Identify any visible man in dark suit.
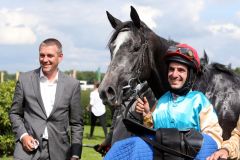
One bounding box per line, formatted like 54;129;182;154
9;38;84;160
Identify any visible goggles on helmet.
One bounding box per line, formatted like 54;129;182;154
167;46;195;60
165;44;201;72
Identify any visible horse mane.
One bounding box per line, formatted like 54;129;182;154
211;63;235;76
200;51;237;77
195;52;240;93
199;61;240;85
167;39;178;45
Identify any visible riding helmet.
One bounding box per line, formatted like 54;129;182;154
165;43;200;72
164;43;201;95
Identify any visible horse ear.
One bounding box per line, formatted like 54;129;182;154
200;50;209;69
228;63;232;69
106;11;123;29
203;50;209;64
130;6;141;28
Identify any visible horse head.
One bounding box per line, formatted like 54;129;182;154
99;6;178;106
99;6;155;106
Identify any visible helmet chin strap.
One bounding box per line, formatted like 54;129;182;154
170;68;196;96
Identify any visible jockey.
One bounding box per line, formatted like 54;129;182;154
135;43;223;148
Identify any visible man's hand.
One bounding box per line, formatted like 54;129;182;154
207;148;229;160
21;135;36;152
70;157;79;160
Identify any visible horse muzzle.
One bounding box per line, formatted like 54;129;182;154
99;85;123;107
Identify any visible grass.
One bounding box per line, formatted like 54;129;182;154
82;125;106;160
1;125;106;160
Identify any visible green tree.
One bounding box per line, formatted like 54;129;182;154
75;71;104;83
77;71;96;83
0;80;16;156
234;67;240;75
0;71;16;81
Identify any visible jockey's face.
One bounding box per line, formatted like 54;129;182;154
168;62;188;90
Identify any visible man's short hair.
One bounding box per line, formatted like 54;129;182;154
39;38;62;54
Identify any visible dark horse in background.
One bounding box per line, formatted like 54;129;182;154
99;6;240;140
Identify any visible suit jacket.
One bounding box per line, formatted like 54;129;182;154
9;68;84;160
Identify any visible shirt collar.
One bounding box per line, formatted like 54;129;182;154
171;93;179;100
40;68;59;83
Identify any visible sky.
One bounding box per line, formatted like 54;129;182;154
1;0;240;73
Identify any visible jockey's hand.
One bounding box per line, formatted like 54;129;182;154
135;97;150;117
70;157;79;160
206;148;229;160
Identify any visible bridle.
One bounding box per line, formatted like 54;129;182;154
121;26;149;98
108;23;150;108
122;80;149;122
120;27;150;121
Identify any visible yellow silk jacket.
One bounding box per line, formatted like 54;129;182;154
221;116;240;159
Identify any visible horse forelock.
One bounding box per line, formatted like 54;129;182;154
111;31;131;57
107;21;150;50
108;22;134;46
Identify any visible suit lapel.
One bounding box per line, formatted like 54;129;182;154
49;71;65;118
32;68;47;118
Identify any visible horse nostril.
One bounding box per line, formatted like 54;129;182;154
106;87;116;101
99;90;107;101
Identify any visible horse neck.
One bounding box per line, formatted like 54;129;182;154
147;71;168;99
146;34;172;99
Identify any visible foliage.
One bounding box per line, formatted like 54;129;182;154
76;71;105;84
81;90;91;124
0;134;15;156
64;70;104;84
0;71;16;81
2;70;105;84
81;90;113;126
77;71;98;84
0;80;16;156
234;67;240;75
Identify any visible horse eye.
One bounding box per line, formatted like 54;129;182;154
132;45;140;52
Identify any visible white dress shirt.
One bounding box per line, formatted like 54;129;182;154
20;69;58;141
40;69;58;139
